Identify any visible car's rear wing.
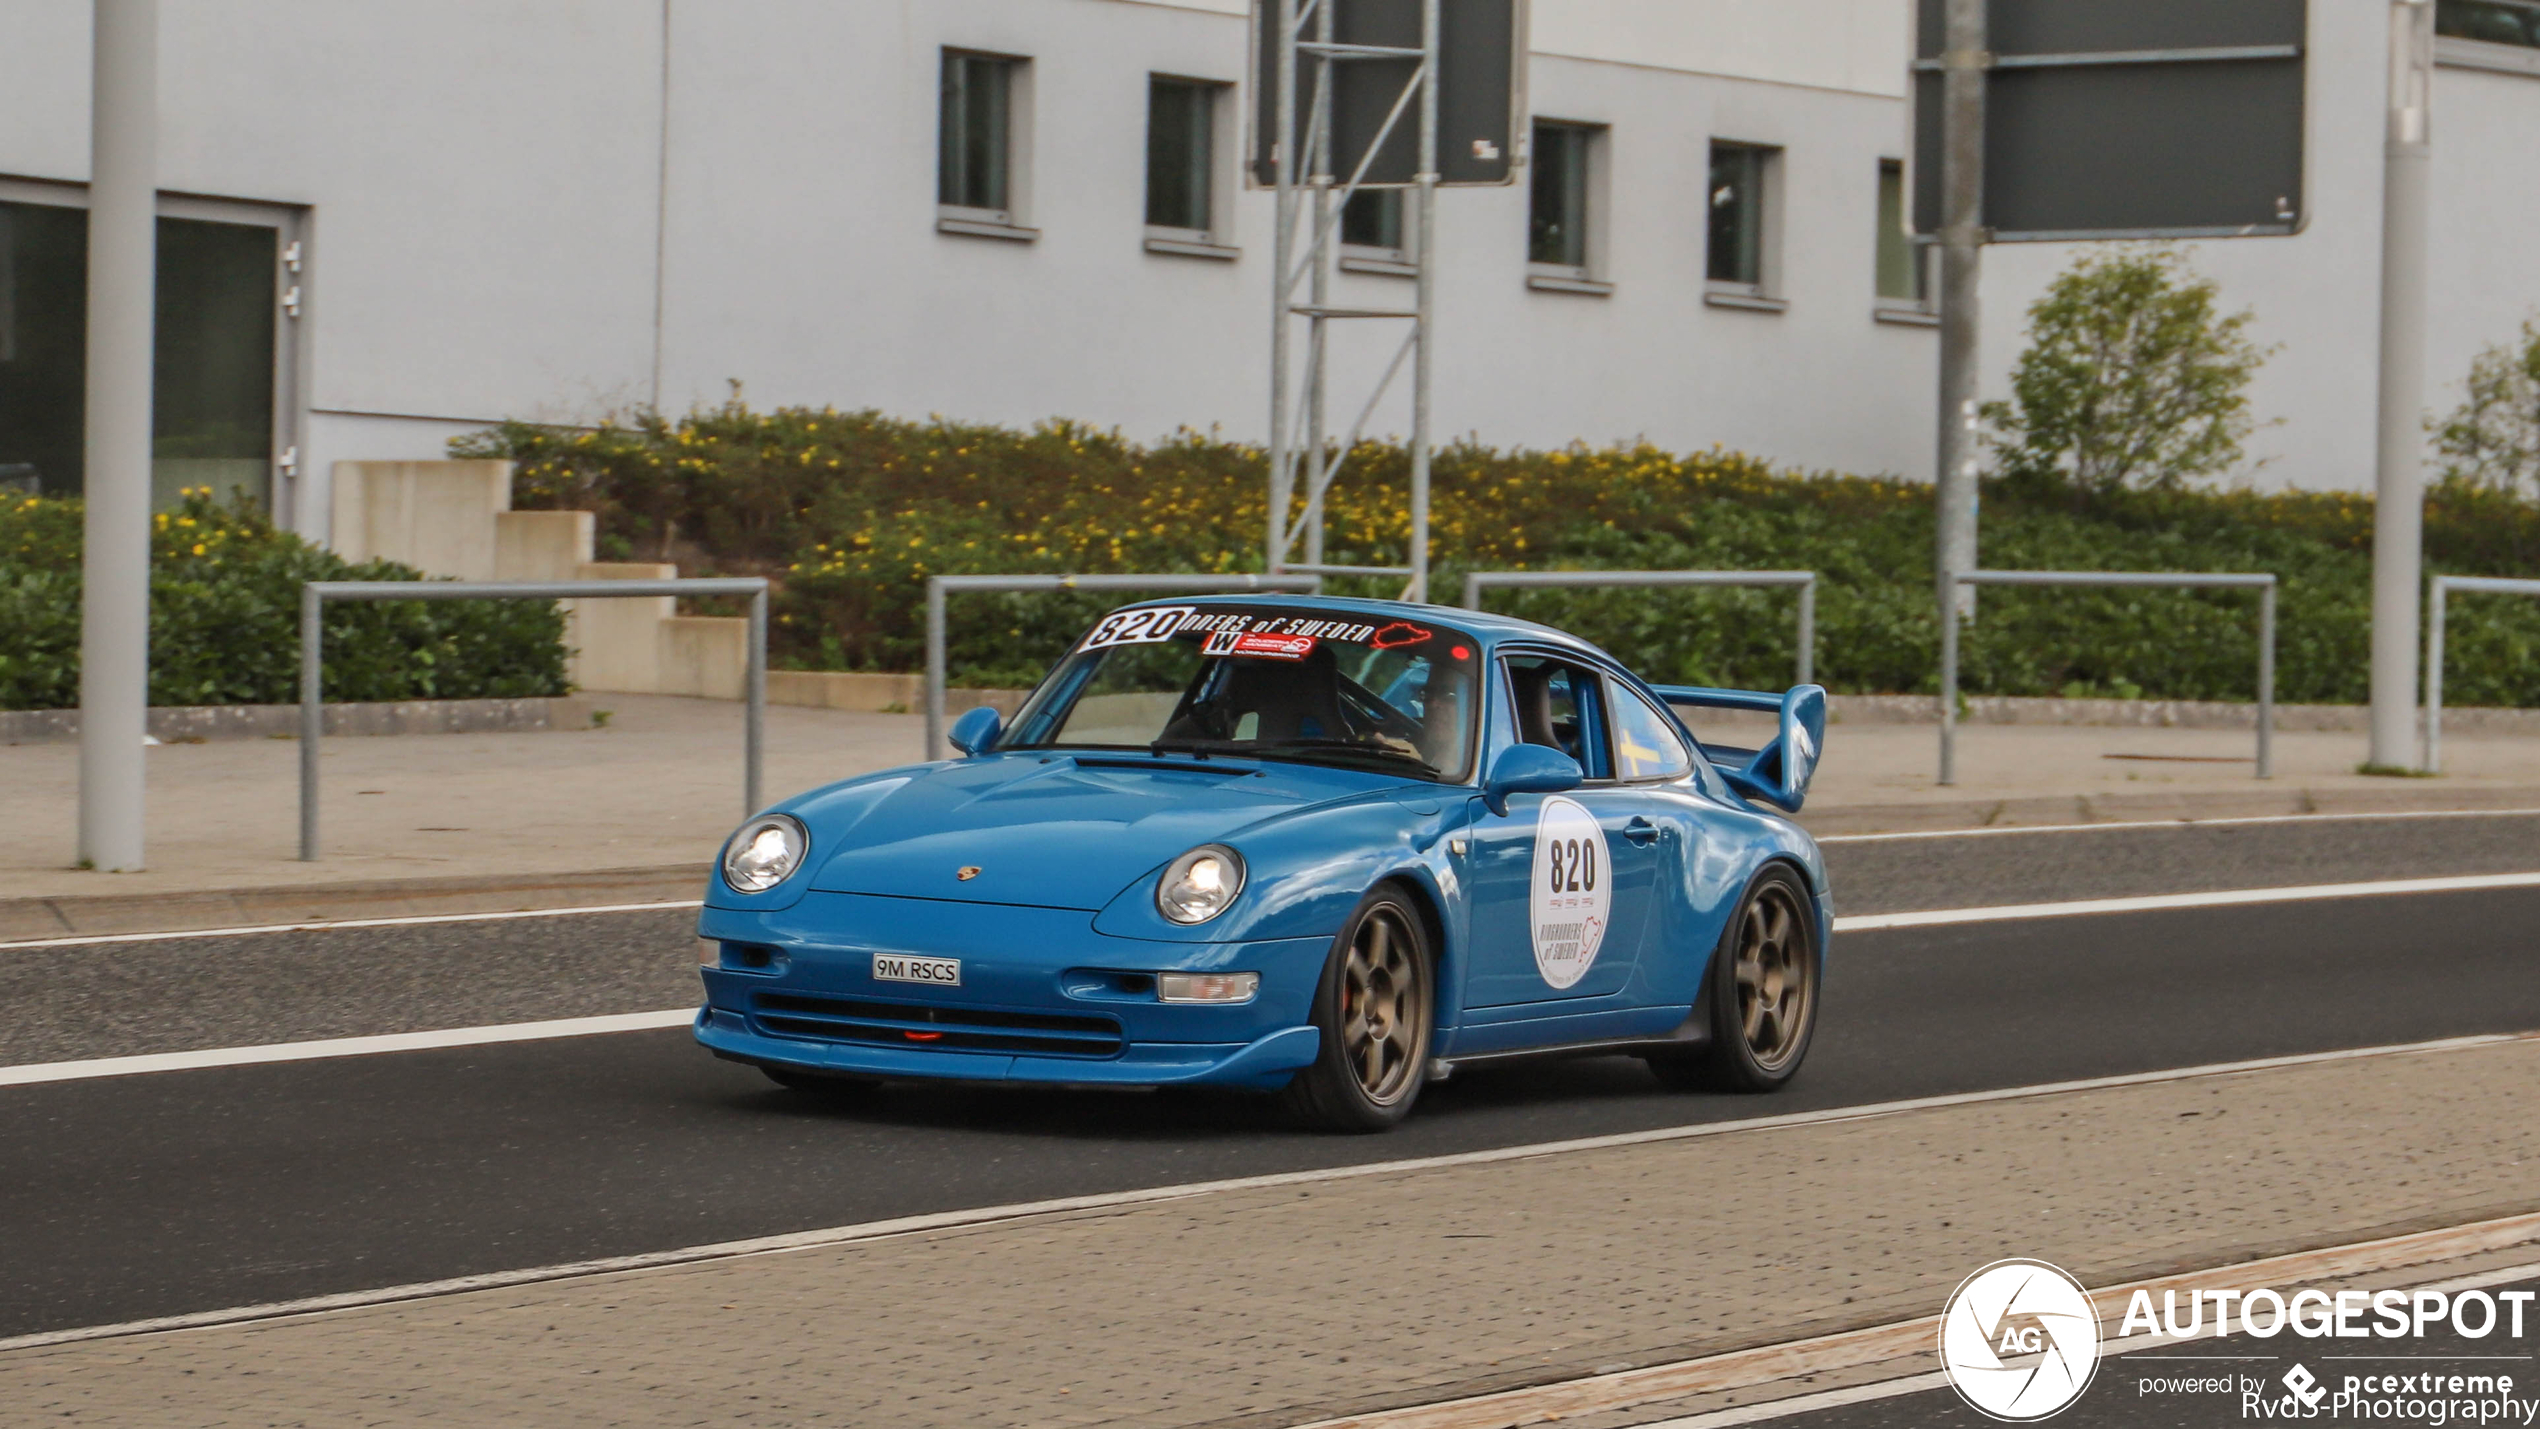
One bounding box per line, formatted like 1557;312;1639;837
1650;683;1827;814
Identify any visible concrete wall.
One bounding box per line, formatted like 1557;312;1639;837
320;459;745;698
4;1;2539;512
330;461;512;578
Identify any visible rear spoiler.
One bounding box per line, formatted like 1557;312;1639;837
1650;684;1827;814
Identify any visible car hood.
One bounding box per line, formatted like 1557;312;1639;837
805;753;1417;909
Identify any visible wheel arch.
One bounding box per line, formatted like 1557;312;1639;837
1692;853;1823;987
1369;869;1453;1031
1755;852;1832;950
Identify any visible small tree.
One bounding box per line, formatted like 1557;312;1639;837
1985;248;2268;497
2432;319;2540;501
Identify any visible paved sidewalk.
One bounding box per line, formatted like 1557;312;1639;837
4;1037;2535;1428
2;695;2534;927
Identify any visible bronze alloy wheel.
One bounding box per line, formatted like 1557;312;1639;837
1646;865;1821;1093
1730;878;1814;1073
1338;902;1425;1105
1284;887;1434;1131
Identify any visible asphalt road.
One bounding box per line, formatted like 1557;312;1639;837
1773;1276;2540;1428
10;811;2538;1069
1;814;2536;1341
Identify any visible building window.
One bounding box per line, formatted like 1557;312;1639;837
2438;0;2540;47
1146;77;1216;235
1707;143;1767;287
1529;121;1591;270
940;51;1032;238
1338;189;1417;275
1343;189;1402;251
1527;121;1609;294
0;197;287;509
1875;159;1931;311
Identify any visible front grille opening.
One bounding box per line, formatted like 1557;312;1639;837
751;992;1124;1059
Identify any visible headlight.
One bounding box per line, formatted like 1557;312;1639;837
1156;844;1245;925
722;814;808;893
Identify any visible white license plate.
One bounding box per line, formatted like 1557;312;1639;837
872;953;962;987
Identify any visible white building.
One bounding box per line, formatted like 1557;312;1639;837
3;0;2538;540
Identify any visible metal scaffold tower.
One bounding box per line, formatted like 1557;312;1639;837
1255;0;1522;604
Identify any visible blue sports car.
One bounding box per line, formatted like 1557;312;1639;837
695;594;1829;1130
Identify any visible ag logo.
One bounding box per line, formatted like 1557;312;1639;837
1939;1259;2101;1421
1528;796;1611;989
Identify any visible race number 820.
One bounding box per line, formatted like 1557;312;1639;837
1545;837;1598;895
1078;606;1196;652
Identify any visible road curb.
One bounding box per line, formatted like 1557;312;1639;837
1796;781;2540;835
0;863;704;944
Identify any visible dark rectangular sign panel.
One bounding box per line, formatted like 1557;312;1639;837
1249;0;1525;188
1912;0;2307;241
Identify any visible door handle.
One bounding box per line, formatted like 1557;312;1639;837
1622;816;1660;845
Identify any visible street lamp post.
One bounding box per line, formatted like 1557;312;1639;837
78;0;157;872
1934;0;1986;634
2370;0;2434;771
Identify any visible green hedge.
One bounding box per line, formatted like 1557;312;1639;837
456;404;2540;705
0;490;569;711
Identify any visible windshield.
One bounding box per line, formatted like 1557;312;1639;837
1001;606;1480;782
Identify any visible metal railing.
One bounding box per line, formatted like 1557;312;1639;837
923;573;1320;758
2422;574;2540;774
1461;569;1819;686
299;577;770;861
1940;569;2277;785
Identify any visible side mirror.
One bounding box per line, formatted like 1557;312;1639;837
1722;684;1827;813
1483;743;1584;816
948;705;1003;757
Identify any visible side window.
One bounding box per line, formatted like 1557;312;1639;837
1503;657;1611;779
1609;683;1694;782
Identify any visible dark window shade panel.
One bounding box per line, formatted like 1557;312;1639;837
0;202;275;507
1342;189;1403;249
1707;145;1764;286
1529;123;1588;268
939;53;1013;213
1146;79;1215;231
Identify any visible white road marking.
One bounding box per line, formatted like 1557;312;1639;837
1833;870;2540;932
1820;806;2540;843
0;1009;698;1089
0;898;702;952
0;1029;2528;1353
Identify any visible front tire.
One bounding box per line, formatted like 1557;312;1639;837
1646;864;1820;1093
1280;887;1434;1132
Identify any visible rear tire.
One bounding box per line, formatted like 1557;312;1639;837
1645;864;1820;1093
1279;887;1434;1132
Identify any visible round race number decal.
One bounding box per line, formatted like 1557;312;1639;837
1529;796;1612;989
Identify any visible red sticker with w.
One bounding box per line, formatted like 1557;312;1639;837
1204;630;1318;661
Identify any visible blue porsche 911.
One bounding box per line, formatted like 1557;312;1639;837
694;594;1829;1130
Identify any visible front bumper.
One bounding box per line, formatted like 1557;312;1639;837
695;1008;1321;1089
696;891;1329;1091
